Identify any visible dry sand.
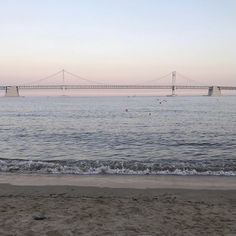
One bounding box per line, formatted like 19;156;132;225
0;174;236;236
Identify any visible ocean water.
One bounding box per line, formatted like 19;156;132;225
0;96;236;176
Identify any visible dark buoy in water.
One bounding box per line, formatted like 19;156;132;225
125;109;128;112
149;113;151;116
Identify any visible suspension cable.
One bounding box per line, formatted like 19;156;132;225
139;72;172;84
177;72;209;86
22;70;63;85
64;70;104;85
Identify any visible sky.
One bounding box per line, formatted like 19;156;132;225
0;0;236;86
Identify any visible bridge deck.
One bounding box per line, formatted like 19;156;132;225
0;85;235;90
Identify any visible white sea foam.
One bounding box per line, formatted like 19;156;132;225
0;159;236;176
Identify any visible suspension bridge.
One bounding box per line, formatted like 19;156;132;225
1;70;235;96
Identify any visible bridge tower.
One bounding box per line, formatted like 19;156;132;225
171;71;177;96
5;86;20;97
62;69;66;96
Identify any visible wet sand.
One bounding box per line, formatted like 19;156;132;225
0;174;236;236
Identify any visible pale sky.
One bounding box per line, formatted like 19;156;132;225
0;0;236;86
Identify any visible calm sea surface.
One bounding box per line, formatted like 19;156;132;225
0;96;236;175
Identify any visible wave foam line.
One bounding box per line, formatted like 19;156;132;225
0;158;236;176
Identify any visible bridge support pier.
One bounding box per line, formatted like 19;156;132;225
5;86;20;97
171;86;176;96
208;86;221;96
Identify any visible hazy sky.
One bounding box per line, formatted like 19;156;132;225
0;0;236;86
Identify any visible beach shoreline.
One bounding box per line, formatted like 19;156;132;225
0;174;236;235
0;173;236;190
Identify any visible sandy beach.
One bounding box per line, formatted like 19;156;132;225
0;174;236;236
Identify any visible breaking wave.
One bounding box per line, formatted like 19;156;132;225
0;158;236;176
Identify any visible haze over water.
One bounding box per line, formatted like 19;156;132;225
0;1;236;86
